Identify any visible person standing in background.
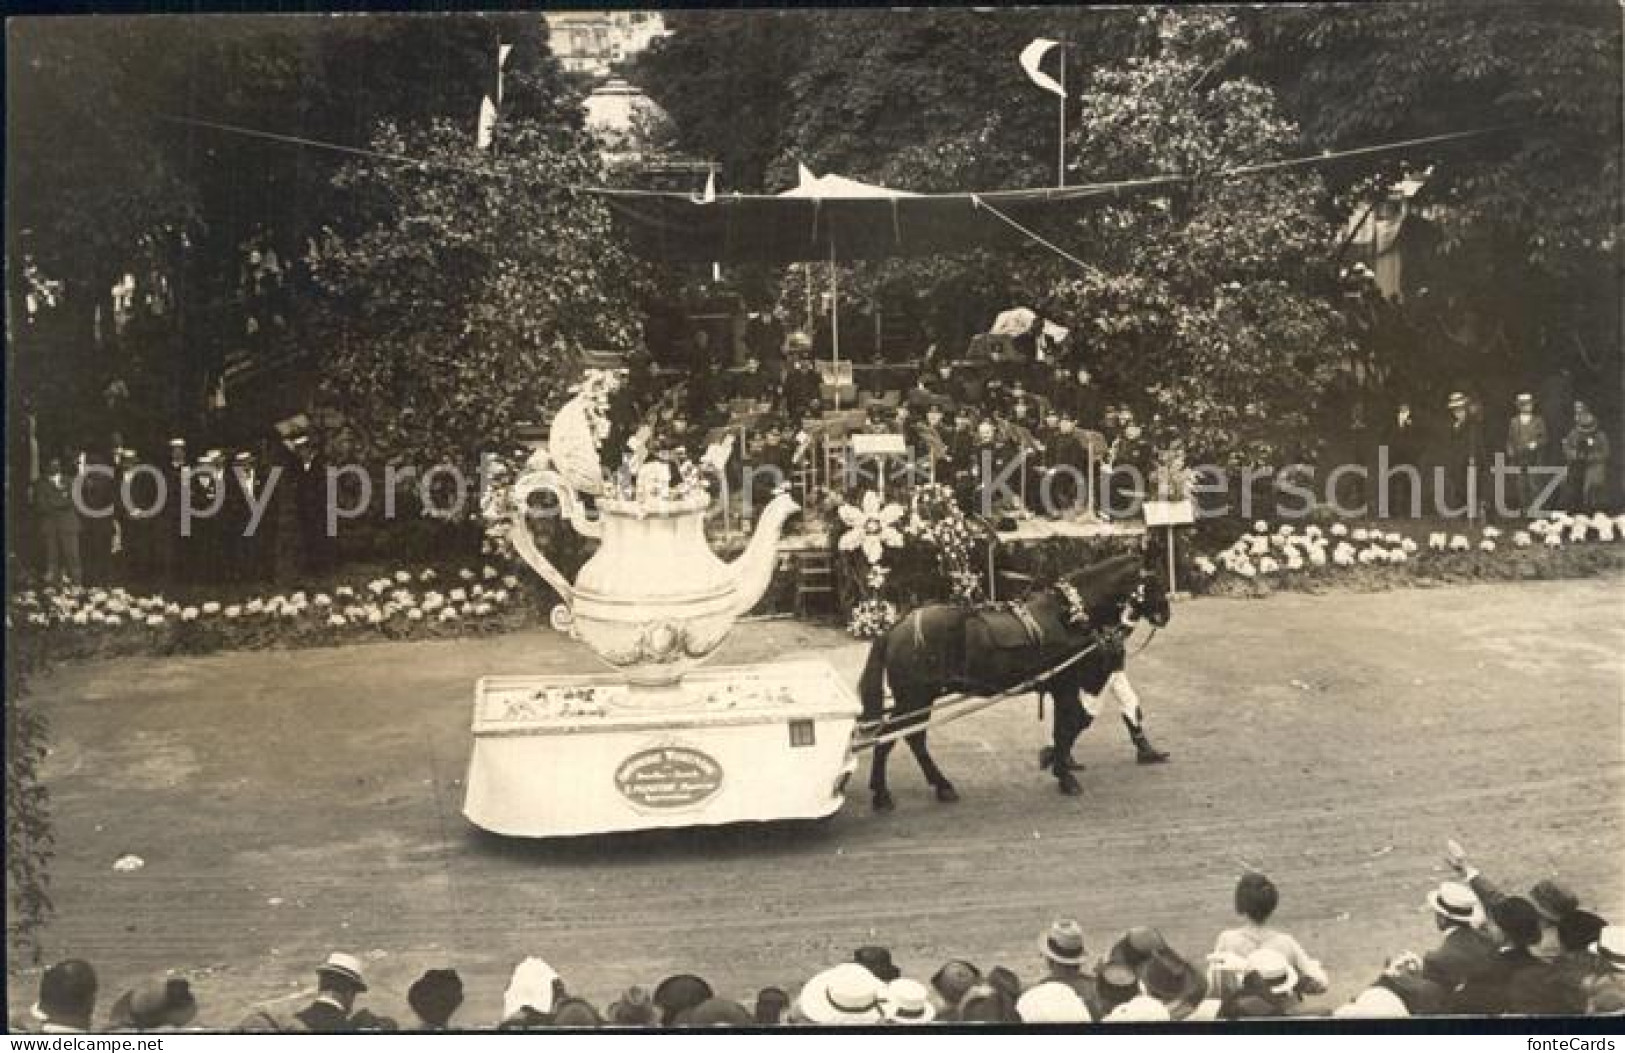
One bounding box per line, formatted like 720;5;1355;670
77;450;117;585
1503;393;1548;516
1562;401;1610;512
34;456;82;586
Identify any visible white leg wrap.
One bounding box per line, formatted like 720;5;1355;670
1108;671;1143;728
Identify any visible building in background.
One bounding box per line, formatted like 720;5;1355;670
545;10;667;79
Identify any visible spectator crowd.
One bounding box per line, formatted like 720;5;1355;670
16;844;1621;1031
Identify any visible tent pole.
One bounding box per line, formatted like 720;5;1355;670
829;236;841;411
1058;44;1067;188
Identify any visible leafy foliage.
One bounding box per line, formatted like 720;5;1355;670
305;118;647;470
5;633;55;965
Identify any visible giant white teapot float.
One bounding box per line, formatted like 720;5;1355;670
504;390;799;690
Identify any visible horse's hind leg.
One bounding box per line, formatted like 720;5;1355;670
904;728;958;803
869;740;896;811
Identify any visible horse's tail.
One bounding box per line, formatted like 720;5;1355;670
857;631;890;722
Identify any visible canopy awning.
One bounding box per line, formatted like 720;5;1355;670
589;170;1139;264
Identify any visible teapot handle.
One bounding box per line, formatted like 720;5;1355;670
508;468;600;619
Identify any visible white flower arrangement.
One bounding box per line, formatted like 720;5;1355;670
1479;539;1496;553
1448;535;1470;552
1248;536;1270;557
145;614;164;628
224;605;242;619
407;608;425;622
1253;520;1270;534
837;491;907;564
1545;532;1564;548
1330;522;1349;537
439;607;459;622
1513;531;1532;548
181;606;199;621
313;594;331;607
1400;538;1418;554
1308;547;1328;567
1481;526;1502;540
394;571;411;584
449;588;467;603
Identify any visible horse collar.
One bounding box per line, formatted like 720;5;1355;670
1056;580;1091;629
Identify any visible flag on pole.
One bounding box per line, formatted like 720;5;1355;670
497;43;512;105
1019;38;1066;97
701;170;717;203
476;95;497;150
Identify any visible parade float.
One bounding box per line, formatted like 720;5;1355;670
463;371;862;837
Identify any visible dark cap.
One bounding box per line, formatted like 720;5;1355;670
853;945;901;982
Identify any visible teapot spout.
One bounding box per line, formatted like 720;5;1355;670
724;491;800;617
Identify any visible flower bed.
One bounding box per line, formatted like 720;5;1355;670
1192;512;1625;598
7;564;542;662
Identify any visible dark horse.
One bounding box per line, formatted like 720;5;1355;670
855;552;1172;810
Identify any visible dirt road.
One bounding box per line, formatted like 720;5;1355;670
13;576;1623;1025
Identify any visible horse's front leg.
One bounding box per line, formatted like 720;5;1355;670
1045;679;1090;796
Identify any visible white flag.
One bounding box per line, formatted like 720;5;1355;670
701;170;717;203
1019;38;1066;98
476;95;497;150
498;43;513;69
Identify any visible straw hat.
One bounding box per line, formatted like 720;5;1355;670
881;979;936;1025
1244;948;1297;997
315;953;367;993
1426;881;1484;927
1104;994;1170;1022
1015;981;1091;1024
1038;919;1089;967
796;963;885;1025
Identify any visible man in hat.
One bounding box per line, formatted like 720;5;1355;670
1420;880;1498;997
1034;919;1096;1002
28;958;98;1033
108;976;198;1031
753;987;790;1025
1445;839;1580;961
1561;399;1611;512
1140;948;1210;1020
1438;391;1484;518
1504;392;1549;515
288;434;333;577
1454;897;1550;1015
406;969;463;1031
652;974;713;1026
160;438;190;586
227;449;281;585
288;953;389;1032
189;450;227;586
882;978;938;1025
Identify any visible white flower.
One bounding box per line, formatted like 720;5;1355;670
1308;547;1328;567
245;598;264;614
201;601;221;615
459;568;476;581
165;603;181;616
1479;539;1496;553
502;575;519;589
335;585;354;599
1400;538;1418;554
1545;532;1563;548
1258;556;1279;575
1357;548;1377;565
1482;526;1502;539
367;580;388;596
1529;519;1550;536
1352;528;1369;542
1384;532;1403;546
420;569;437;582
439;607;459;622
105;615;123;627
327;614;347;627
1305;525;1323;539
145;614;164;627
71;611;90;625
367;609;384;625
224;605;242;619
1597;520;1617;542
1567;523;1588;543
181;606;199;621
1330;522;1349;537
1513;531;1533;548
395;570;412;584
491;589;510;604
1448;535;1470;552
1248;536;1270;557
483;566;499;580
1388;548;1408;564
1253;520;1269;534
837;491;906;564
1233;560;1257;578
1194;556;1217;576
473;602;493;616
1285;553;1304;571
449;588;467;603
314;593;332;607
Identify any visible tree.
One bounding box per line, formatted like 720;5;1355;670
305;116;647;473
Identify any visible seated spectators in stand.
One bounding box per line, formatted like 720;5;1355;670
240;952;393;1033
1446;839;1580;961
1211;872;1329;1000
606;986;659;1026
